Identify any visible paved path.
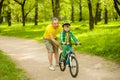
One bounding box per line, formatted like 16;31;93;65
0;36;120;80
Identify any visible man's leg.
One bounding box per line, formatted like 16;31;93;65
48;52;55;70
53;42;59;66
54;53;59;65
48;53;53;66
43;39;55;70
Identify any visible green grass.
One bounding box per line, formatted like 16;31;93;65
75;21;120;63
0;51;29;80
0;22;47;41
0;21;120;63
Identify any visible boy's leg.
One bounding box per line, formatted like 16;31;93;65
65;46;71;63
62;45;67;58
67;46;71;51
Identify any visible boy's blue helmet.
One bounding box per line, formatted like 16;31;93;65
62;21;70;27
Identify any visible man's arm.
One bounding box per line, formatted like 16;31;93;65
50;34;62;50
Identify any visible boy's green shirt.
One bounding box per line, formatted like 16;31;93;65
60;30;78;43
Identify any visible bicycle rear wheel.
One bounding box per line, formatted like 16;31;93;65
69;55;79;77
59;53;66;71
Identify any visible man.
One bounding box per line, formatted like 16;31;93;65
43;18;62;71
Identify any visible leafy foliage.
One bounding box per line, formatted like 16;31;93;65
1;0;119;23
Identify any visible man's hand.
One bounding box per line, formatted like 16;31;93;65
58;45;62;50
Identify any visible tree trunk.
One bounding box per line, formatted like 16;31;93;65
95;2;100;25
87;0;94;30
51;0;55;17
55;0;60;18
51;0;60;18
113;12;118;20
79;0;82;21
7;0;11;26
35;0;38;25
71;0;74;22
0;0;4;23
98;9;102;21
0;11;3;24
16;14;20;22
14;0;26;26
22;6;25;26
7;11;11;26
113;0;120;16
104;8;108;24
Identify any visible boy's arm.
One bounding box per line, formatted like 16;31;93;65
60;30;67;45
70;31;78;43
60;30;64;43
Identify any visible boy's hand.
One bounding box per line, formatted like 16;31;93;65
75;42;81;46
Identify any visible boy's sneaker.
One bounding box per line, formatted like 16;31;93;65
49;65;55;71
61;57;66;62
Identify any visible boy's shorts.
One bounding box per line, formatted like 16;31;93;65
43;38;58;53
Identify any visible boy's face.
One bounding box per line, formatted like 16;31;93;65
63;25;70;32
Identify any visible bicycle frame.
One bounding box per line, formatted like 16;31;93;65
59;43;79;77
65;46;75;65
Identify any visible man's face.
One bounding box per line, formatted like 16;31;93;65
63;25;70;32
52;20;59;29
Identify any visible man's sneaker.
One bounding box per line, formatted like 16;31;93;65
49;65;55;71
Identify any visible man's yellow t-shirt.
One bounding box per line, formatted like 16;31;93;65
43;24;62;39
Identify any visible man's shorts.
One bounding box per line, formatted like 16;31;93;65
43;38;58;53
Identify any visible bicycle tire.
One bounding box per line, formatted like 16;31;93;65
69;55;79;77
59;53;66;71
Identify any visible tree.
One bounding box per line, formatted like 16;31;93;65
104;7;108;24
51;0;60;18
0;0;4;23
87;0;94;30
7;0;11;26
75;0;82;21
34;0;38;25
113;0;120;16
102;1;108;24
14;0;26;26
71;0;75;22
78;0;82;21
95;2;100;25
98;9;102;21
14;0;35;26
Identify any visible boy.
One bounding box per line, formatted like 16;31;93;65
60;21;79;60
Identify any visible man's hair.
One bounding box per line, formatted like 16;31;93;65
52;17;59;22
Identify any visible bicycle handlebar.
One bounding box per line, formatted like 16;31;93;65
61;43;81;45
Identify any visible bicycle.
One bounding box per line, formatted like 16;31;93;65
59;43;80;78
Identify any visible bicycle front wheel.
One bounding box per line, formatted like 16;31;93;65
69;55;79;77
59;53;66;71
